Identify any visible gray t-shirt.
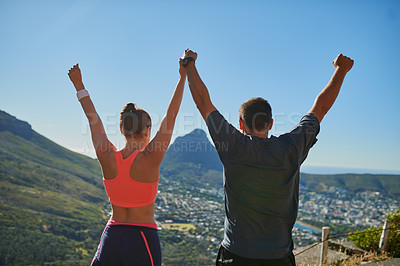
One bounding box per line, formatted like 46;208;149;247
206;111;320;259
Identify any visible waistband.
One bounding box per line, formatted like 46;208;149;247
107;219;158;230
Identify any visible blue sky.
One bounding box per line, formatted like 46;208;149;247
1;0;399;173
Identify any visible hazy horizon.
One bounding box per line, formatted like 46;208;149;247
3;107;399;176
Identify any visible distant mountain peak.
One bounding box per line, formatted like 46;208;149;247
189;128;207;137
174;128;208;142
163;128;223;172
0;110;33;140
170;129;213;151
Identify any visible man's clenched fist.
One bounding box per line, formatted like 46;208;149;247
333;54;354;73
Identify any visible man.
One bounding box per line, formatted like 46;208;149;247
181;49;354;265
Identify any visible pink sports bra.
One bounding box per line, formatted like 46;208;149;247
103;150;159;208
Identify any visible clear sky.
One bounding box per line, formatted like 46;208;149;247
1;0;399;173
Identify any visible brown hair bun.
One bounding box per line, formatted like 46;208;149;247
122;102;136;113
120;103;151;137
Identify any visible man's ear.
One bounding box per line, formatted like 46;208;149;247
239;118;244;131
268;119;274;130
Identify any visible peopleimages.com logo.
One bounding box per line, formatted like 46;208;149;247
80;111;304;136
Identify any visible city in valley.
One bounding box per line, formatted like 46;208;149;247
152;176;399;256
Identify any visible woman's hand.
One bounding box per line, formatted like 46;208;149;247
179;58;186;78
68;64;85;91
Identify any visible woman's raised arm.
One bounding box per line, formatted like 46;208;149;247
143;58;186;164
68;64;115;161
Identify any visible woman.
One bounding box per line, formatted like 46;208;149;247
68;57;186;266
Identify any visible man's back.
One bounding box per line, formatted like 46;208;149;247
181;48;353;263
206;111;320;259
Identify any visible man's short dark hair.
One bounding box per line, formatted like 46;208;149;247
239;97;272;131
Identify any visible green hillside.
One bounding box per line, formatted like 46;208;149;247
0;111;218;265
0;111;108;265
300;173;400;199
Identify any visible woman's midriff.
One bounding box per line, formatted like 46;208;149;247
110;203;156;224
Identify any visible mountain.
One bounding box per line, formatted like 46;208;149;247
0;111;33;139
161;129;223;189
0;110;108;265
163;128;222;172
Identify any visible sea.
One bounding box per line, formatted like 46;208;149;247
294;223;320;234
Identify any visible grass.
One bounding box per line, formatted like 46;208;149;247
333;251;391;265
296;252;392;266
162;223;196;232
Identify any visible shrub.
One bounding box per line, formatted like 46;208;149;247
349;226;382;251
386;210;400;257
349;210;400;257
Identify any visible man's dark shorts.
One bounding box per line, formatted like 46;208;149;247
216;246;296;266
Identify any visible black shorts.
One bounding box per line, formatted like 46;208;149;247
91;223;161;266
216;246;296;266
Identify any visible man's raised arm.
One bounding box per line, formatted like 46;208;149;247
309;54;354;122
182;49;217;121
